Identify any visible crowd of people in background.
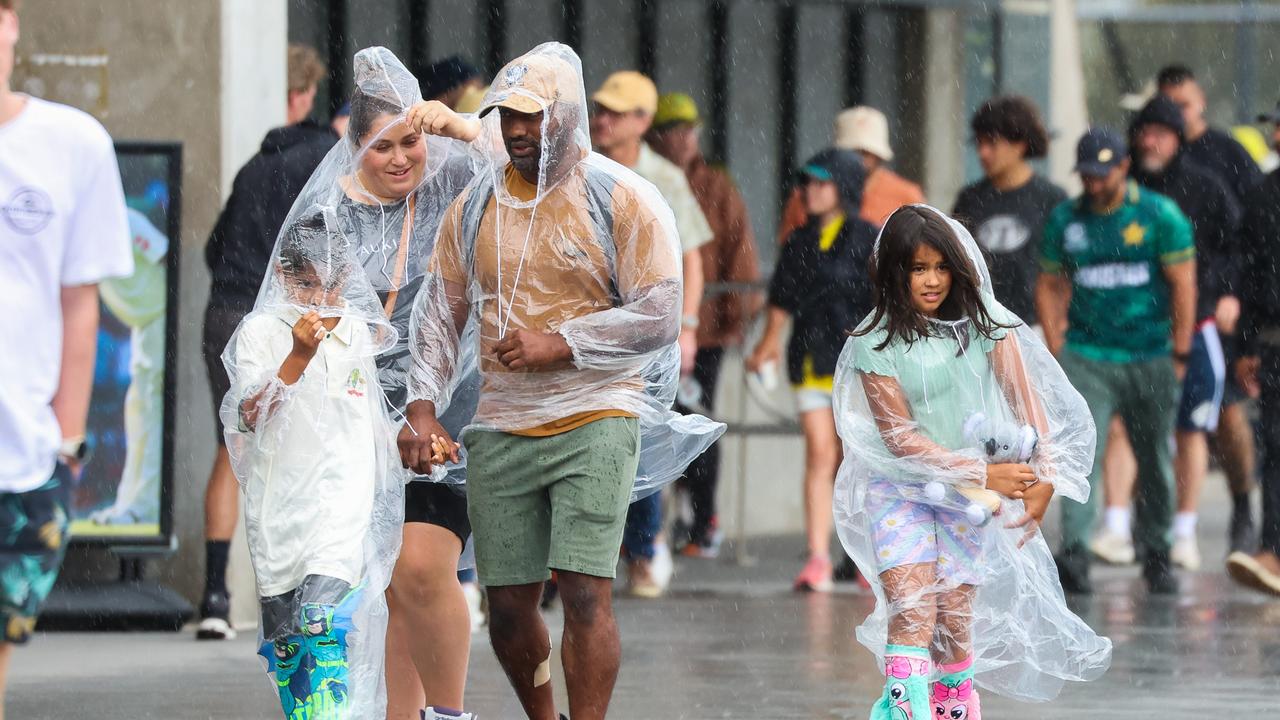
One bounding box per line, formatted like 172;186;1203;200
8;0;1280;712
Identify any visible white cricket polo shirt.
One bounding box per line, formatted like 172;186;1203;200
229;308;379;597
0;95;133;493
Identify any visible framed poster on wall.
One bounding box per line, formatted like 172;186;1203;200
69;142;181;547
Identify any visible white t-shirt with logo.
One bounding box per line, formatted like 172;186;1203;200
0;96;133;493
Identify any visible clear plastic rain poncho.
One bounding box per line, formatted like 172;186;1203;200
219;206;402;720
832;205;1111;707
407;42;724;498
219;46;481;720
287;45;481;480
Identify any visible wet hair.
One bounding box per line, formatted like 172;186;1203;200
277;211;350;283
1157;65;1195;90
0;0;19;11
287;44;326;94
853;206;1013;352
970;95;1050;159
347;91;402;147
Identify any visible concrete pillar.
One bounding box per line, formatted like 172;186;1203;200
1048;0;1088;195
921;7;967;208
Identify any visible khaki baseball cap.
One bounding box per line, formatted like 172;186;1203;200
479;52;581;117
834;106;894;162
592;71;658;115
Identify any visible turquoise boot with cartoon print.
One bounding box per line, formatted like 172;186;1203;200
300;602;350;719
869;645;932;720
932;656;981;720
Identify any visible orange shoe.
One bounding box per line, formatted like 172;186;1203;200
793;554;834;593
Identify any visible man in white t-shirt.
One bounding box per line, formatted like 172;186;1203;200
589;70;714;598
0;0;133;709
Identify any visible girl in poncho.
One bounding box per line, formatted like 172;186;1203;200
834;205;1111;719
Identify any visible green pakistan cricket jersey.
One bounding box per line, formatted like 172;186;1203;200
1041;181;1194;363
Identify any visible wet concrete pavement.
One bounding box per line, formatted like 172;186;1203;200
12;475;1279;718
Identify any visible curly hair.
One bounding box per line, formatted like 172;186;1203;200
970;95;1050;159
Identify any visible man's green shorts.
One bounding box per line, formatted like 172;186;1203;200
464;417;640;586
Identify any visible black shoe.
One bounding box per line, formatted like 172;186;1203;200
1229;505;1258;555
195;590;236;640
1055;547;1092;595
833;554;860;583
1143;550;1179;595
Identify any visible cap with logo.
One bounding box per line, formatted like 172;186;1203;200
653;92;701;129
479;52;581;118
1074;127;1127;177
591;71;659;115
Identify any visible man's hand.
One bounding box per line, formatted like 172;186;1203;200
1215;295;1241;335
679;328;697;375
1006;480;1055;548
494;329;573;370
406;100;482;142
1237;355;1262;399
398;400;458;476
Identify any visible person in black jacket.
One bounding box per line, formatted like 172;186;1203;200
1100;94;1246;573
747;148;877;592
196;44;337;641
1231;101;1280;596
1158;65;1264;205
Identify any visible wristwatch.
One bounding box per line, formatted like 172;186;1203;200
58;435;88;464
681;314;700;330
1173;351;1192;363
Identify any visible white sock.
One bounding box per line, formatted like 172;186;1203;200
1104;506;1131;537
1173;512;1198;539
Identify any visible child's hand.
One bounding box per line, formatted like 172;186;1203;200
406;101;482;142
429;434;461;466
1006;480;1054;548
985;463;1036;499
290;310;328;360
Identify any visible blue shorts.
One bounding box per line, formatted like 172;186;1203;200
0;465;71;644
1177;321;1226;433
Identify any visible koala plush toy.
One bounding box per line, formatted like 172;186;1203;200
924;412;1039;526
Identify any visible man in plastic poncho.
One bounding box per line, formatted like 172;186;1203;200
404;44;683;720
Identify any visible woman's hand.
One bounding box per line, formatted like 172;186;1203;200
746;339;780;374
985;463;1036;499
406;100;482;142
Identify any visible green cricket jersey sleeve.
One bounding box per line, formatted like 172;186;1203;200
1153;195;1196;266
1039;200;1074;274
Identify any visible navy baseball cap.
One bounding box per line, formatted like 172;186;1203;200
1074;127;1127;177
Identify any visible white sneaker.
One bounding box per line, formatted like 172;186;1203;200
650;542;674;593
1171;535;1202;571
195;616;236;641
461;582;485;634
1089;529;1136;565
422;708;477;720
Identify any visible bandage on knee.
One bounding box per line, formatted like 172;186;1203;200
533;654;552;687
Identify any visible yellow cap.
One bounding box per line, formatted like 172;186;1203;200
455;84;488;114
591;71;658;115
653;93;700;128
480;53;581;117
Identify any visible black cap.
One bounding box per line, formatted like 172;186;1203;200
1075;127;1128;177
1258;101;1280;124
422;56;481;100
1133;94;1185;138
